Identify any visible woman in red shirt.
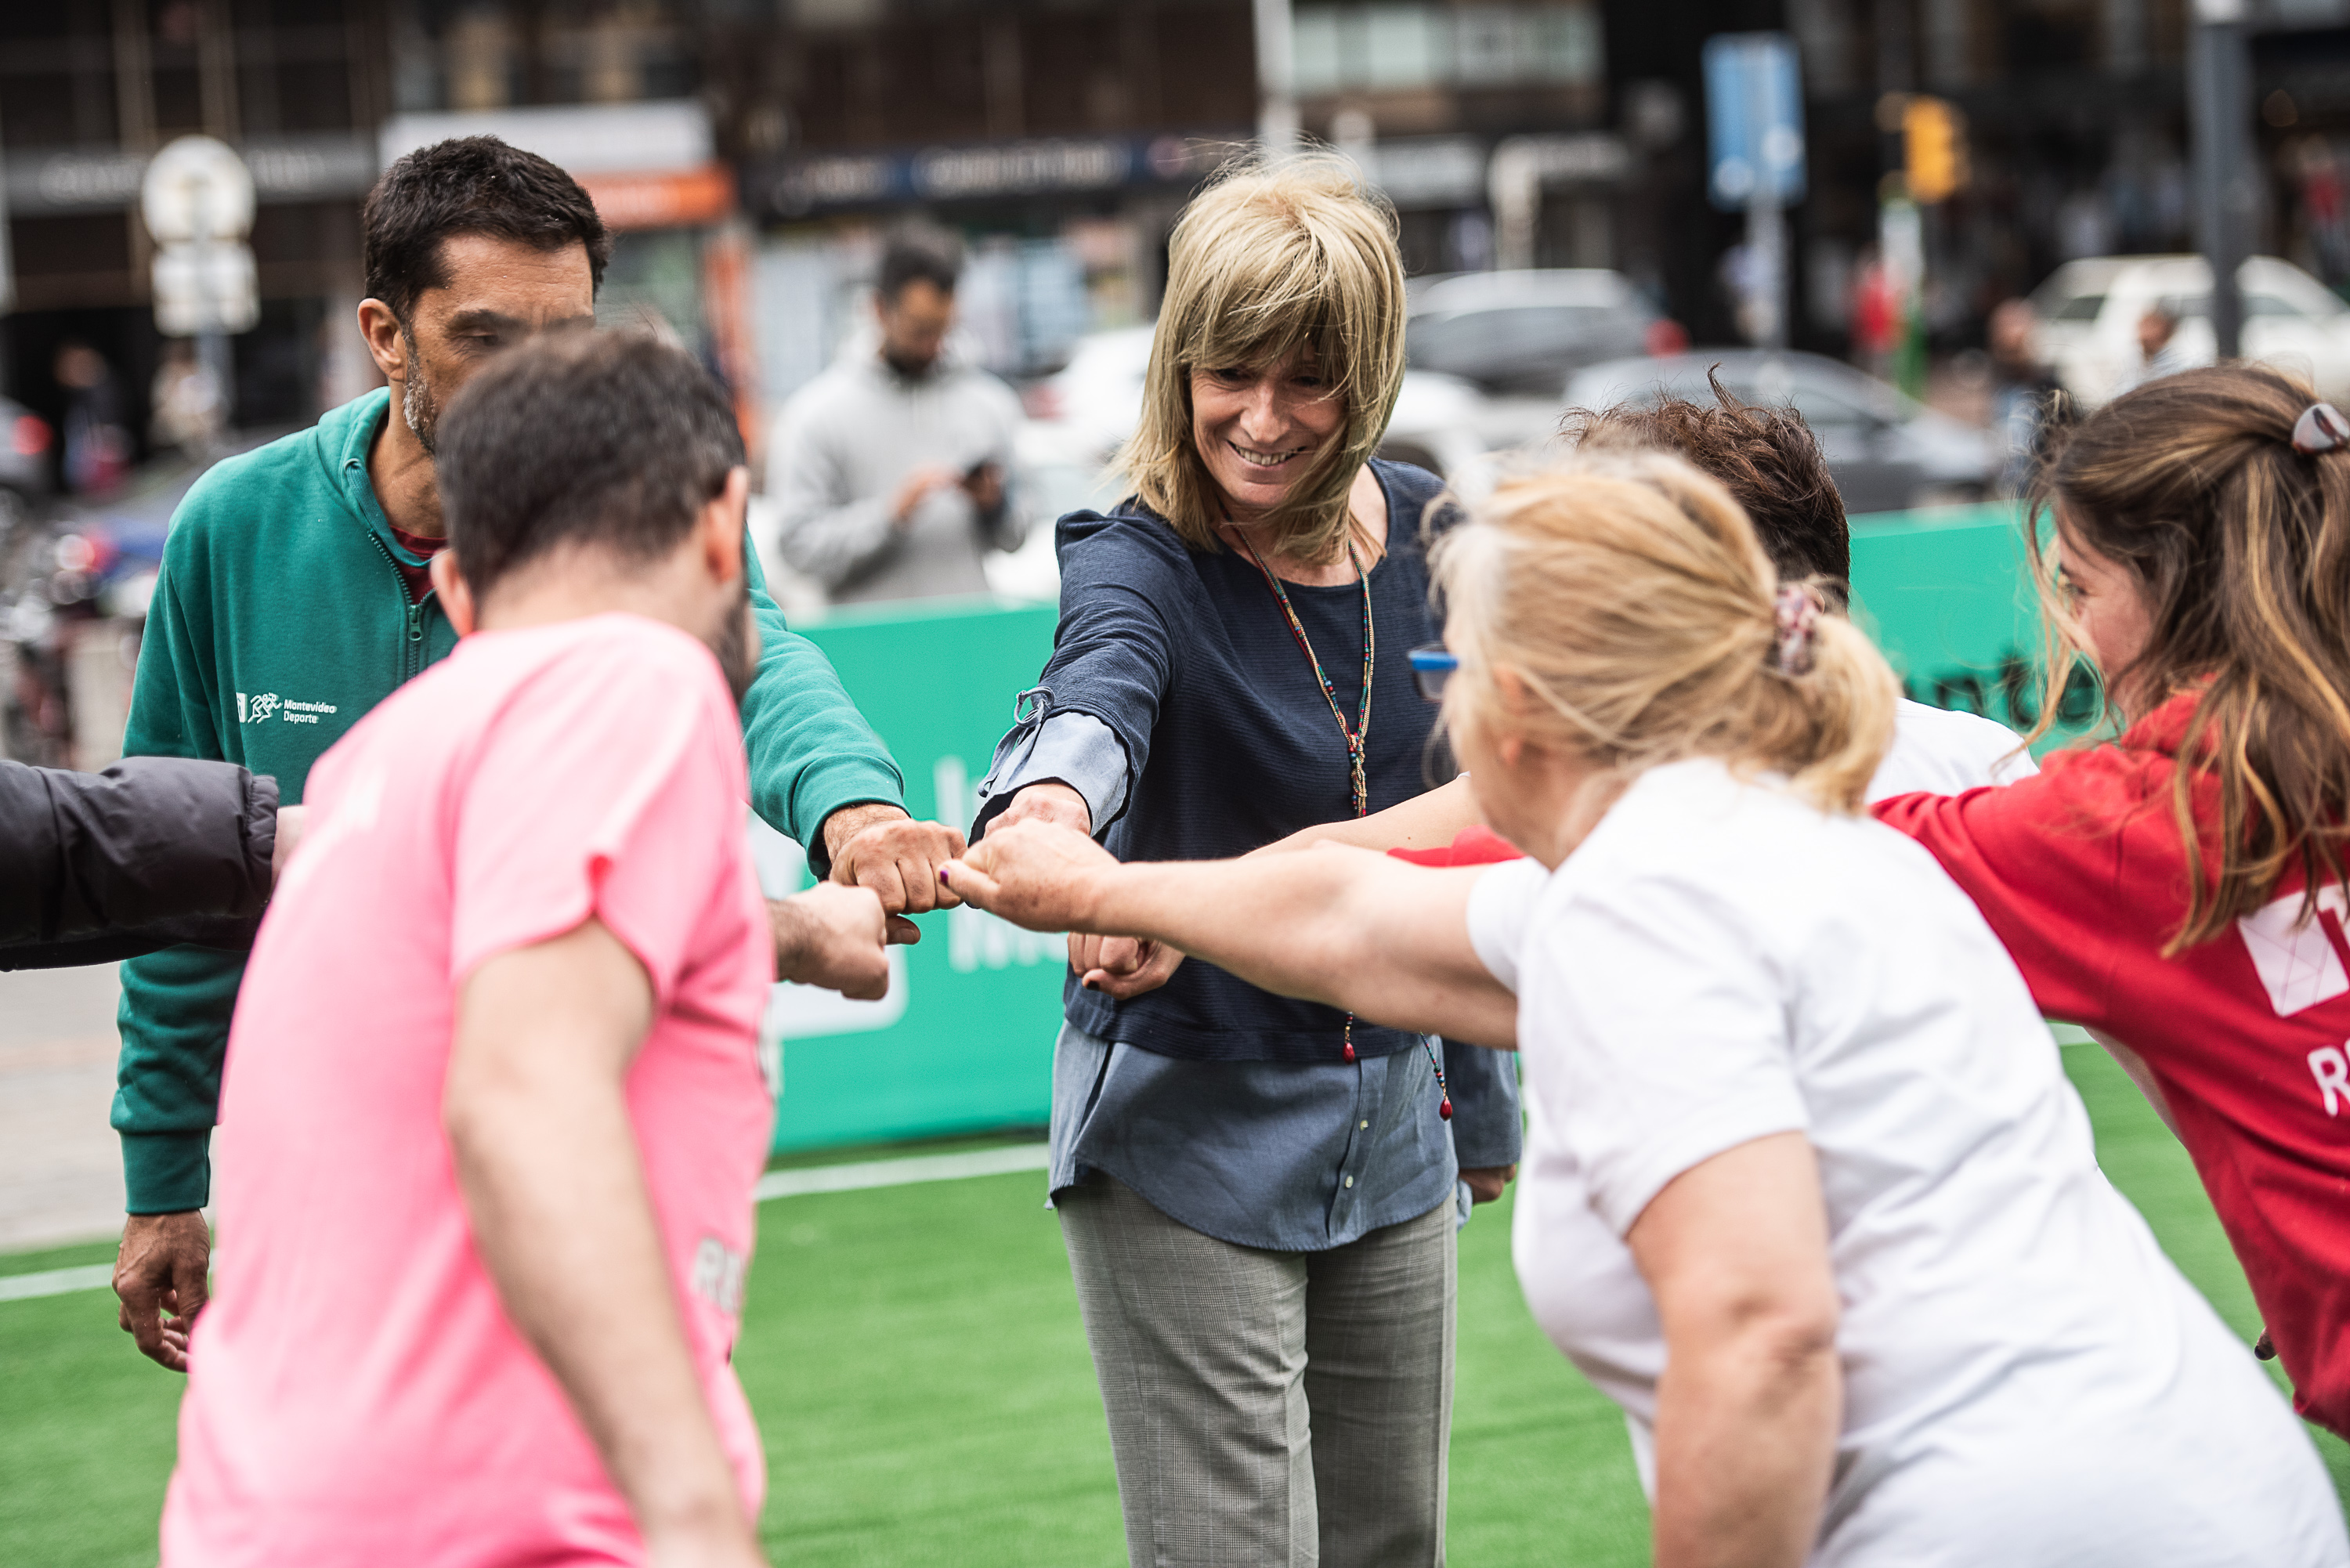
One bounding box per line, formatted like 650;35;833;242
1875;365;2350;1436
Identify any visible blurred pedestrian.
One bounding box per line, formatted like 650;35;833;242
108;136;958;1374
970;157;1519;1568
54;340;130;497
2126;303;2191;389
160;330;896;1568
149;341;226;461
767;237;1025;605
1987;299;2066;497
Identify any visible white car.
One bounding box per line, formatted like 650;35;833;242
2030;255;2350;406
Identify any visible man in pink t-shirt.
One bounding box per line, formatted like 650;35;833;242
163;331;890;1568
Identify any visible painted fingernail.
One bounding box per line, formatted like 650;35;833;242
938;867;949;883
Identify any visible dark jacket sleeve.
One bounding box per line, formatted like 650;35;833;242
0;756;276;968
968;509;1182;840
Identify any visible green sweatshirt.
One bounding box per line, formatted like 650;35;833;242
113;388;906;1212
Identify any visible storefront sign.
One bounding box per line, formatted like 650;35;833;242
754;131;1248;219
576;163;736;230
5;133;376;216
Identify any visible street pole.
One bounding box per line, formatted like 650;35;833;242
2189;0;2252;360
1253;0;1299;157
1748;193;1788;352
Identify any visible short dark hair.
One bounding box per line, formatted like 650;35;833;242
1564;370;1851;598
436;330;744;598
877;237;960;302
362;136;611;323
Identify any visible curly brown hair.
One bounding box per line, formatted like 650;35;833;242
1562;371;1850;605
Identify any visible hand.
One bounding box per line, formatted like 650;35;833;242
772;883;895;1000
940;818;1119;933
960;462;1004;514
1071;933;1184;999
114;1209;212;1371
822;803;965;915
986;780;1092;839
889;464;960;527
1461;1164;1517;1205
270;804;306;885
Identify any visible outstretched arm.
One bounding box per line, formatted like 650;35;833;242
1256;775;1485;856
943;820;1516;1047
1071;775;1493;1000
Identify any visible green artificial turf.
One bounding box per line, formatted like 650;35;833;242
2;1042;2342;1567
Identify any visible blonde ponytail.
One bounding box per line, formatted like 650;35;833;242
1433;453;1897;811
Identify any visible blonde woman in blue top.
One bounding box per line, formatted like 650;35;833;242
971;158;1520;1567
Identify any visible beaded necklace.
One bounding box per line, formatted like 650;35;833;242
1232;525;1452;1120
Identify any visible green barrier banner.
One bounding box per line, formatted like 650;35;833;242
758;596;1063;1153
762;503;2079;1153
1850;502;2096;735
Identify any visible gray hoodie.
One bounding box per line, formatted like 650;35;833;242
767;350;1025;605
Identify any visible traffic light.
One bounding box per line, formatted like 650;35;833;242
1904;95;1969;204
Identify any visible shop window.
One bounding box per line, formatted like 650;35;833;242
1293;2;1604;97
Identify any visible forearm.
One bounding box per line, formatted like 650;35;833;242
1650;1330;1840;1568
450;1073;745;1545
739;554;905;865
1085;852;1514;1045
114;946;247;1212
0;760;276;945
1254;775;1483;858
775;495;898;589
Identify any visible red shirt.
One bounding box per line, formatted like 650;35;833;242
1876;692;2350;1436
385;522;442;604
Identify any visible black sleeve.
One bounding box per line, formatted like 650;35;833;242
0;756;277;961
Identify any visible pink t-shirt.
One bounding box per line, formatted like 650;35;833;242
163;613;776;1567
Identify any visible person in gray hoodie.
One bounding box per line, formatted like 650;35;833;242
768;238;1025;605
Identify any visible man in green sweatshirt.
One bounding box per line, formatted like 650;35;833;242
110;136;964;1367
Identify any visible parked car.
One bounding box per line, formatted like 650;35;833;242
2029;255;2350;406
1405;269;1658;395
1564;351;1994;516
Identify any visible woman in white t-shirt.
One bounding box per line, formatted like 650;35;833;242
944;453;2347;1567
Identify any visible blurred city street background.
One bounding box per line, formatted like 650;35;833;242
9;5;2350;1561
7;0;2350;1274
5;0;2350;1240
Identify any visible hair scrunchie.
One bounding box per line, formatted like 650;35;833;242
2291;403;2350;457
1770;583;1824;677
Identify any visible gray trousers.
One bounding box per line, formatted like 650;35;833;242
1058;1175;1456;1568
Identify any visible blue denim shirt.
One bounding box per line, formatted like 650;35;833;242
981;463;1521;1251
1047;1021;1522;1251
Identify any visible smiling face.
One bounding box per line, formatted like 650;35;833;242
2056;519;2159;717
1188;351;1347;524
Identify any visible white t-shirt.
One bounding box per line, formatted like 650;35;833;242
1469;760;2345;1567
1868;699;2037;800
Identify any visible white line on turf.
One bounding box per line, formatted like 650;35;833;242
751;1142;1050;1201
0;1263;114;1303
0;1144;1054;1306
